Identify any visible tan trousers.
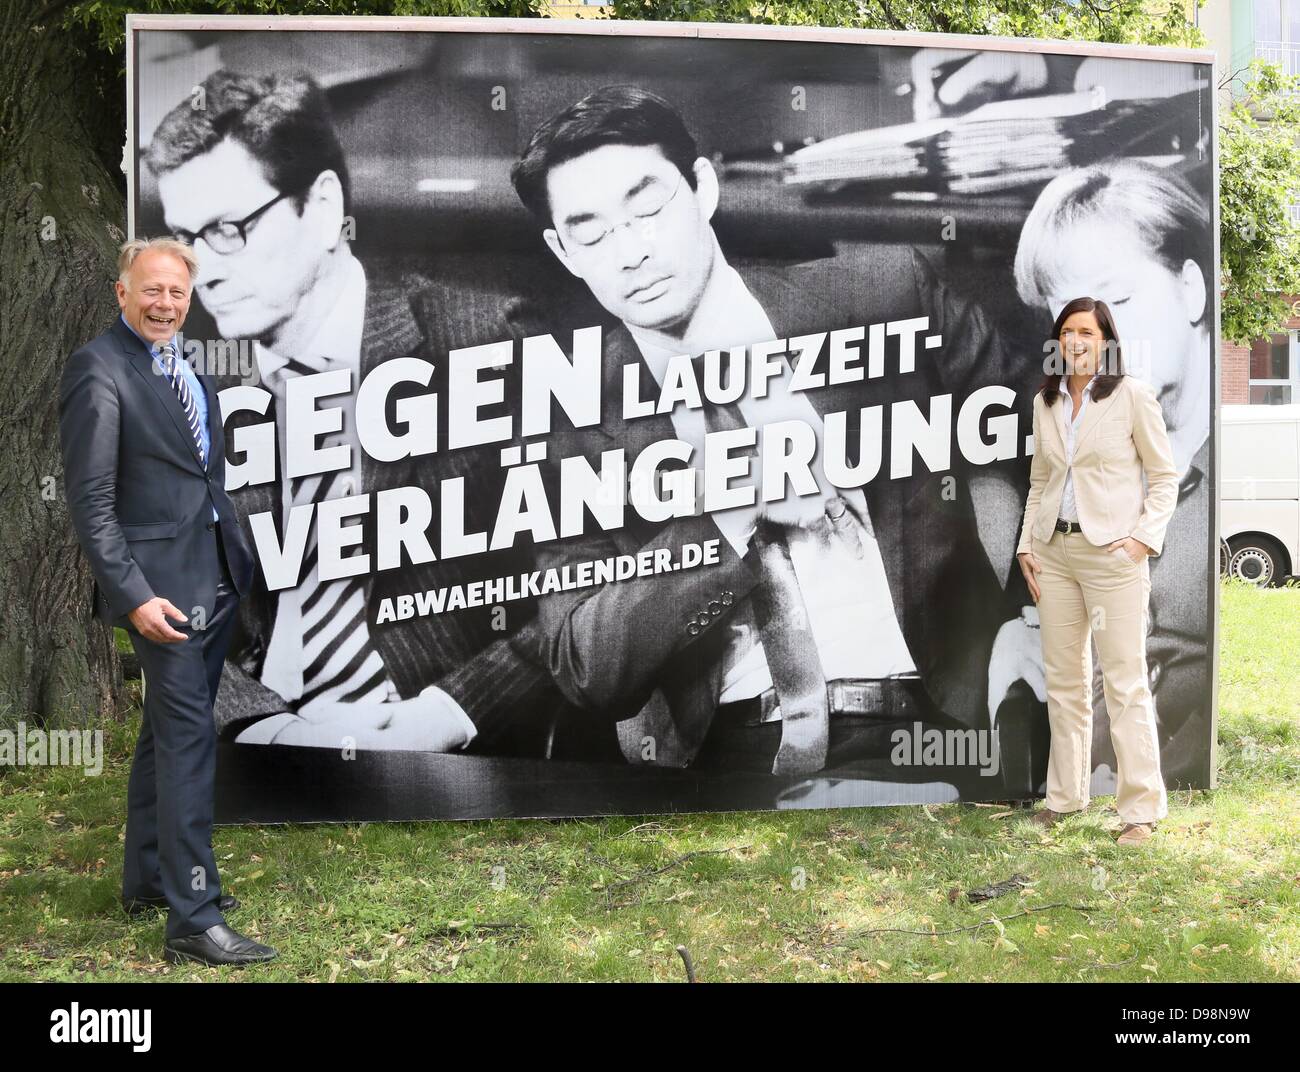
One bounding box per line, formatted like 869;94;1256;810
1032;530;1167;824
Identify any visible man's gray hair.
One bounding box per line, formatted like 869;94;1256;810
117;237;199;288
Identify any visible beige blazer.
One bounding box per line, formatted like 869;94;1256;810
1017;375;1179;557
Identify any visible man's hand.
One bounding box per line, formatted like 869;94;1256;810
128;597;188;643
281;692;474;751
755;489;838;531
355;693;473;752
987;610;1047;727
1016;551;1043;603
1071;57;1197;103
909;49;1048;122
731;433;850;537
707;469;837;556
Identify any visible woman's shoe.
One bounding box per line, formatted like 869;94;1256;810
1115;822;1156;846
1028;808;1064;829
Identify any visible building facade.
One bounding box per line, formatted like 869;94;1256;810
1203;0;1300;403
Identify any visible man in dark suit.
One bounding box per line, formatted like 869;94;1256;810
508;86;1036;788
144;69;561;753
59;237;276;966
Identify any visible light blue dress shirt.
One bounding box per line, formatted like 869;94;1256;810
1057;373;1098;523
120;315;217;519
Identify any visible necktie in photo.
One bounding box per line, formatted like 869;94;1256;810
265;356;391;712
153;342;206;465
702;400;830;775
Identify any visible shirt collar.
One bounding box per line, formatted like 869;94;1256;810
120;313;178;358
255;254;367;385
627;255;775;384
1058;372;1099;397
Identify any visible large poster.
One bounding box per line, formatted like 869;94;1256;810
127;16;1218;822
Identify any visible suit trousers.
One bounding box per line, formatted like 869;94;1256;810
122;524;239;938
1032;529;1167;824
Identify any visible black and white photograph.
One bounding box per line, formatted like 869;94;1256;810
127;19;1218;823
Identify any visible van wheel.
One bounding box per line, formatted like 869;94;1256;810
1226;535;1286;587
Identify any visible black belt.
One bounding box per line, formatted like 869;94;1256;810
1054;518;1084;534
715;677;931;728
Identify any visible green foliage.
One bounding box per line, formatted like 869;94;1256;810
1218;61;1300;345
59;0;545;57
604;0;1205;48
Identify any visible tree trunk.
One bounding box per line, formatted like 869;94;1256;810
0;0;126;726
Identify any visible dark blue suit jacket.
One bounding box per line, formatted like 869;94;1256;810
59;317;255;626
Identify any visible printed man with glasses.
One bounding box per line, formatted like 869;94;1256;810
145;69;562;754
508;85;1041;794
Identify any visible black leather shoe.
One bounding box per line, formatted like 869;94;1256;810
164;923;277;967
125;894;240;919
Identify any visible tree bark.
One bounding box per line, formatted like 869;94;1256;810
1;0;126;726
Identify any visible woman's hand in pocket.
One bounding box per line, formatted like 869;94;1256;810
1107;536;1152;564
1017;551;1042;603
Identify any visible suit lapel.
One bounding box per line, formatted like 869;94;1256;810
200;372;222;473
1051;391;1070;454
741;262;898;520
1072;382;1118;453
357;266;426;497
741;263;870;433
596;319;680;462
353;265;428;683
114;321;205;474
597;266;840;464
1051;379;1118;457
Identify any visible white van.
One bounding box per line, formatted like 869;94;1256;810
1220;404;1299;585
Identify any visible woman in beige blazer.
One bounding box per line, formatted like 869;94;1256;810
1017;296;1180;846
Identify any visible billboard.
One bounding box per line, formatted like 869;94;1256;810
126;15;1219;821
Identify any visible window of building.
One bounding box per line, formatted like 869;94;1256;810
1255;0;1300;76
1249;328;1300;403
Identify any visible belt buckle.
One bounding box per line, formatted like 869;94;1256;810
747;680;911;723
829;679;885;717
1055;518;1069;534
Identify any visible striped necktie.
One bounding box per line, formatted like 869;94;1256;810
153;342;206;464
702;400;830;775
263;355;392;711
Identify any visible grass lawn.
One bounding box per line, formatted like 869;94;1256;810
1;580;1296;982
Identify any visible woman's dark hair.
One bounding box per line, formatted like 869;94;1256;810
511;85;699;225
1038;296;1125;405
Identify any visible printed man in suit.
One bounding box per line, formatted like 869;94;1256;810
59;237;275;966
144;70;562;753
508;86;1042;790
